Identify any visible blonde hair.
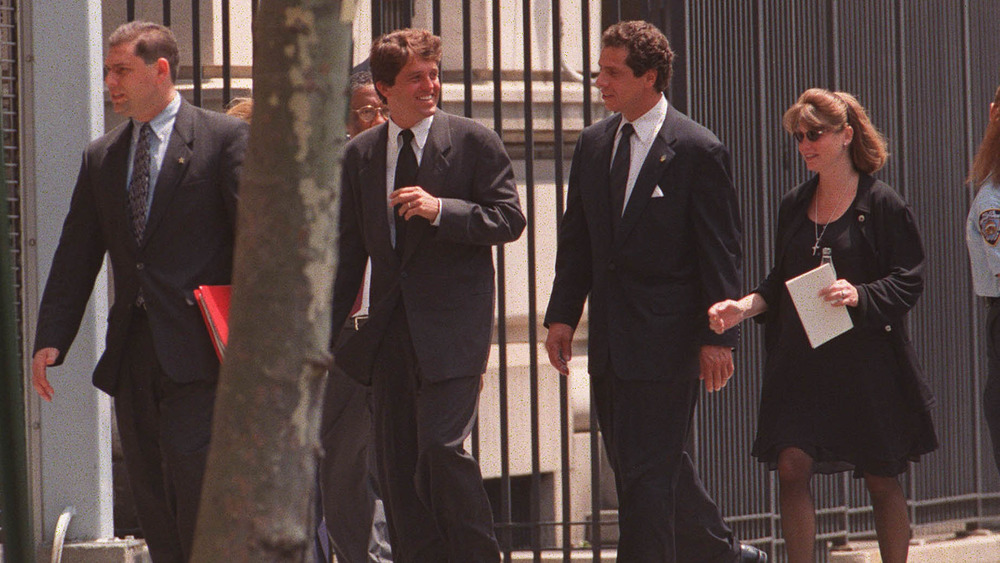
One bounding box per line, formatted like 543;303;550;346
782;88;888;174
969;85;1000;188
225;97;253;123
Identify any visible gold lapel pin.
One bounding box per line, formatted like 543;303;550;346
178;157;185;164
659;155;666;162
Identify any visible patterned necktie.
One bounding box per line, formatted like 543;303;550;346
610;123;634;226
128;123;153;243
394;129;418;255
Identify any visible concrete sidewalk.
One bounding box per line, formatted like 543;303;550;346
829;529;1000;562
9;529;1000;562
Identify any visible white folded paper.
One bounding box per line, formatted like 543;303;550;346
784;262;854;348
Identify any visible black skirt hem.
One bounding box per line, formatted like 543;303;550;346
751;439;937;479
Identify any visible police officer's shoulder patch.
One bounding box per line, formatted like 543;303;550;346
980;208;1000;246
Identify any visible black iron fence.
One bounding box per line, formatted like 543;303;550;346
10;0;1000;561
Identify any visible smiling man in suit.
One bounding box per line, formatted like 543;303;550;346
332;28;525;562
544;21;765;563
31;21;247;563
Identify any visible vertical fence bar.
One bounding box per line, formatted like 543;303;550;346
549;0;571;557
827;0;839;89
191;0;202;106
221;0;231;105
753;0;780;553
666;0;686;113
462;0;472;119
580;0;592;127
521;0;541;553
163;0;172;26
454;0;484;469
127;0;135;21
432;0;440;36
892;0;915;522
589;406;602;558
491;1;512;558
551;0;565;221
580;0;598;556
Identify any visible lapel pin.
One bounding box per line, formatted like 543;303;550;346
659;155;666;162
177;157;185;164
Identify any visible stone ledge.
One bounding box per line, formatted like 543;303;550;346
6;538;151;563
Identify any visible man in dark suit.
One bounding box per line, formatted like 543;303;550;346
320;69;393;563
544;21;765;563
332;28;525;562
31;21;247;563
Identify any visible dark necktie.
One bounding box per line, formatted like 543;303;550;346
610;123;634;226
394;129;418;255
128;123;154;243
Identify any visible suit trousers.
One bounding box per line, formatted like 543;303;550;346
591;367;738;563
320;362;393;562
984;299;1000;474
114;309;216;563
370;303;500;563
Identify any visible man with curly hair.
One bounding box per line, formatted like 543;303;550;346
545;21;765;562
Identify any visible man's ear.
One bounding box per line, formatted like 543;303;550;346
990;102;998;122
156;57;172;83
643;68;657;88
375;81;391;101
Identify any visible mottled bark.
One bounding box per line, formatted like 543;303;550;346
190;0;352;560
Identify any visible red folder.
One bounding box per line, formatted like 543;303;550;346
194;285;231;361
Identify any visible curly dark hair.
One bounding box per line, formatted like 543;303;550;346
601;21;674;93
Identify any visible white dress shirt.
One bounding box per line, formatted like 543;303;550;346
611;94;669;215
386;116;441;246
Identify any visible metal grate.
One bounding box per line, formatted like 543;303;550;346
0;0;17;540
1;0;18;357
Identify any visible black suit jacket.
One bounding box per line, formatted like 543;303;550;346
333;111;525;384
545;108;742;380
34;99;249;395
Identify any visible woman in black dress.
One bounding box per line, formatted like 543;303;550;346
708;88;937;563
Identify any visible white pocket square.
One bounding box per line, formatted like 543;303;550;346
651;186;665;198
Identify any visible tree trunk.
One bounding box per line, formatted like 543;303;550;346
191;0;352;559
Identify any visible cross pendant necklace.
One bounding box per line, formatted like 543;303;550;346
812;185;852;256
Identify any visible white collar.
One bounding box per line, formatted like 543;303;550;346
388;114;434;150
616;94;668;146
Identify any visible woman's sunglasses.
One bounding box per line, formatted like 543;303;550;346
792;129;826;143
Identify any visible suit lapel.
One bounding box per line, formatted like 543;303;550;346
614;115;677;247
142;101;194;246
358;124;397;264
105;123;137;250
583;117;619;244
400;111;452;263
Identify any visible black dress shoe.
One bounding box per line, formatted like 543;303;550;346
739;544;768;563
